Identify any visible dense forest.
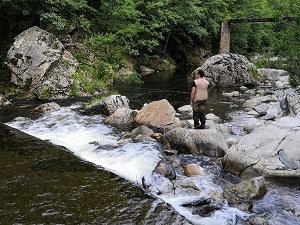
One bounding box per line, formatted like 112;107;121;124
0;0;300;93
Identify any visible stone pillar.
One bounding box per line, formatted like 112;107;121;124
219;20;230;54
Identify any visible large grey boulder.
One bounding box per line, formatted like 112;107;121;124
200;54;258;87
0;94;5;106
285;92;300;116
164;128;228;158
105;108;137;123
257;68;290;88
85;95;129;116
5;26;78;99
222;117;300;178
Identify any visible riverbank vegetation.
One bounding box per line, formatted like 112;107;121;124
0;0;300;91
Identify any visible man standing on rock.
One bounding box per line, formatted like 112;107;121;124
190;69;210;129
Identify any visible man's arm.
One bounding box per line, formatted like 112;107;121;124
190;87;196;104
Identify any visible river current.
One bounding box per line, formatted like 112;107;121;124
1;68;300;225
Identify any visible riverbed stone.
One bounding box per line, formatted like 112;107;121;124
254;103;269;116
153;158;176;180
257;68;290;89
215;123;232;135
205;113;221;123
164;127;228;158
177;105;192;114
247;110;260;117
105;107;137;123
85;95;129;116
184;164;207;177
222;118;300;178
134;99;179;131
242;118;265;134
285;92;300;116
33;102;61;112
223;176;267;211
266;102;283;118
243;98;261;108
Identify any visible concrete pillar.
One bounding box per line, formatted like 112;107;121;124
219;20;230;54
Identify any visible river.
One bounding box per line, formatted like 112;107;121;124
1;68;300;225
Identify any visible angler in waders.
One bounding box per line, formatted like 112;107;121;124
190;69;210;129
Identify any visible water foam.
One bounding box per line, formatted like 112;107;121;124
6;104;249;224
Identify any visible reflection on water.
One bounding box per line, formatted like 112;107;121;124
253;178;300;225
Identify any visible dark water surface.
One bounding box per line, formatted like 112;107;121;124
115;68;242;121
0;123;190;224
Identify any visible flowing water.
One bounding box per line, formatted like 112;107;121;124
1;68;300;225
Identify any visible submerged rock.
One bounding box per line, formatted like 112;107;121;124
153;158;176;180
184;164;207;177
223;176;267;211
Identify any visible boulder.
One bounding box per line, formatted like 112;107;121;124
164;127;228;158
153;158;176;180
5;26;78;99
243;98;261;109
177;105;192;114
184;164;207;177
285;92;300;116
226;135;243;147
257;68;290;88
223;176;267;211
0;94;5;106
131;125;154;136
254;103;269;116
222;118;300;178
134;99;180;131
33;102;61;113
242;118;265;134
105;108;137;123
85;95;129;116
120;125;155;142
206;113;221;123
174;178;200;191
200;54;258;87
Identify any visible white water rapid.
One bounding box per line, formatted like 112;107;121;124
6;103;249;225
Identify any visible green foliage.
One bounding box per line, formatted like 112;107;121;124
2;0;300;89
40;12;67;31
70;70;108;97
86;33;125;66
40;86;51;98
7;87;21;98
252;54;286;69
270;0;300;82
114;71;143;85
69;81;81;97
73;52;85;63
